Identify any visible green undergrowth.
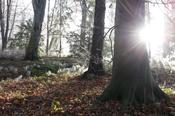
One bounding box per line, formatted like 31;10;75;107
30;64;59;76
161;86;175;95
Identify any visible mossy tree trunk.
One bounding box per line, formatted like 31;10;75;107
25;0;46;60
83;0;106;78
100;0;169;105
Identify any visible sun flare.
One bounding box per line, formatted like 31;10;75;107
139;4;165;56
139;24;164;46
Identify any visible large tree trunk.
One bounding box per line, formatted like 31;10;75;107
100;0;168;105
83;0;106;78
25;0;46;60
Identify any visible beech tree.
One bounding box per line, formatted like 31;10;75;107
100;0;169;105
25;0;46;60
83;0;106;78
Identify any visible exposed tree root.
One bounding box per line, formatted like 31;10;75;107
99;77;170;105
81;70;109;80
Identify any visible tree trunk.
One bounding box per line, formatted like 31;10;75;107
25;0;46;60
87;9;94;52
163;40;170;57
80;0;87;50
59;0;62;57
8;0;18;41
48;0;57;50
0;0;12;51
100;0;169;105
83;0;106;78
46;0;50;56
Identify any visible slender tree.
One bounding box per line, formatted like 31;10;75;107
48;0;58;51
8;0;18;41
80;0;87;50
46;0;50;56
48;0;72;53
100;0;169;105
0;0;12;50
25;0;46;60
83;0;106;78
59;0;62;57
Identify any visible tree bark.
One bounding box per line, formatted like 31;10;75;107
8;0;18;41
25;0;46;60
83;0;106;78
100;0;169;105
80;0;87;50
46;0;50;56
59;0;62;57
0;0;12;51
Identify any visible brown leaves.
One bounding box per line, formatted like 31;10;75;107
0;75;174;115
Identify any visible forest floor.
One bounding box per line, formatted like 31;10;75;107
0;73;175;115
0;58;175;115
